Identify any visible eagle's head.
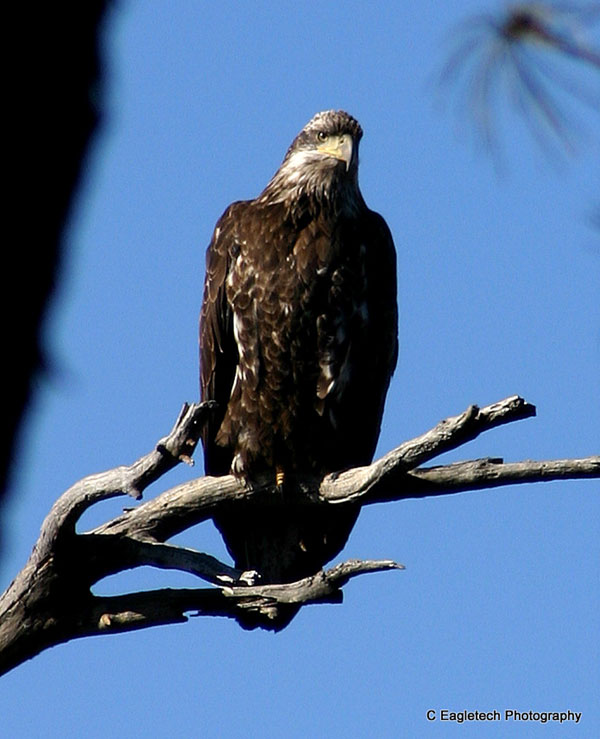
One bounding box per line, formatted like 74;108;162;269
261;110;365;210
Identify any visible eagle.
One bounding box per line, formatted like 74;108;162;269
200;110;397;594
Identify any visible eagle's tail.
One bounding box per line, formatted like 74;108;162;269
213;500;359;629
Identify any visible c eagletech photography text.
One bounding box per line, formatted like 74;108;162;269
426;709;582;725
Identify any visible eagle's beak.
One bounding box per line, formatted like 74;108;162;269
317;134;353;171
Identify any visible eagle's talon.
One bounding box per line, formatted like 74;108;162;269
239;569;260;585
275;467;285;488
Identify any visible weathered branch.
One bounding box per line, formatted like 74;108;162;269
92;396;540;540
398;456;600;499
86;559;402;637
1;395;597;675
319;394;538;502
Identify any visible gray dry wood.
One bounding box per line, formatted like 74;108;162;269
0;396;597;675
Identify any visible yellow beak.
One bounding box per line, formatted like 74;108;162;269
316;133;353;170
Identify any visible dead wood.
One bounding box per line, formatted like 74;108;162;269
1;395;597;675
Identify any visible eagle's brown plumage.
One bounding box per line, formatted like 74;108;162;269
200;110;397;595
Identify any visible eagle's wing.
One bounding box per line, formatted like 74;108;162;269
199;203;242;475
362;209;398;421
314;208;398;470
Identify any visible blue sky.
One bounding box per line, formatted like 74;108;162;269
1;2;598;737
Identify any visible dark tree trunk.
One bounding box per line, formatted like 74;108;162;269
2;2;110;552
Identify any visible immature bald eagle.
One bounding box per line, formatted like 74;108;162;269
200;110;397;588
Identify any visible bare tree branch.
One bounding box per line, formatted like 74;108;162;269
319;395;537;502
403;456;600;497
86;559;403;637
93;396;538;539
0;395;597;675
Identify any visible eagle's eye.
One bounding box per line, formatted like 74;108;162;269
316;131;328;142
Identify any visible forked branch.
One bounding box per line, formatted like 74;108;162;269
0;395;597;675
